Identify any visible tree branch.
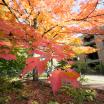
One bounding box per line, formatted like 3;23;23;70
42;25;58;37
2;0;20;22
71;0;98;21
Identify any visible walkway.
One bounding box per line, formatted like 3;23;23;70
82;75;104;90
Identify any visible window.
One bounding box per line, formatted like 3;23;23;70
84;35;94;42
86;52;99;60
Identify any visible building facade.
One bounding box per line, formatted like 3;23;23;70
79;35;104;75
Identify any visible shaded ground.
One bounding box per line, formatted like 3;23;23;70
0;79;104;104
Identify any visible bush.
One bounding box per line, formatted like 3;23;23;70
61;85;96;104
0;48;27;77
72;61;87;74
0;77;24;104
96;63;104;74
73;61;104;75
0;96;11;104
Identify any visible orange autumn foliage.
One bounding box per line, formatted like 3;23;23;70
0;0;104;93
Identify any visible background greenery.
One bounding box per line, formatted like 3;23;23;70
0;48;27;77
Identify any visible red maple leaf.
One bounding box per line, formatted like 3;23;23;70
21;57;47;76
0;54;16;60
48;69;80;94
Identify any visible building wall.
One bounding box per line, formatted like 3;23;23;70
79;35;104;74
80;35;104;62
94;35;104;62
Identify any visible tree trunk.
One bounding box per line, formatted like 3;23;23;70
32;15;40;81
33;69;38;81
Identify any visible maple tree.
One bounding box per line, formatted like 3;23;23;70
0;0;104;94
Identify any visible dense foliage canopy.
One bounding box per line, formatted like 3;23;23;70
0;0;104;93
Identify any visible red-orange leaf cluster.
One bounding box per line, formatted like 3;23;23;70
49;69;80;94
0;54;16;60
22;57;47;76
0;0;103;93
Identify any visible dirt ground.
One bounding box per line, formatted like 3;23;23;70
4;80;104;104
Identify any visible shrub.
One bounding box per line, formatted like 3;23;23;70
61;85;96;104
0;48;27;77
